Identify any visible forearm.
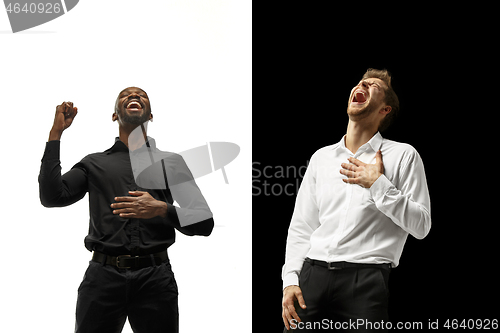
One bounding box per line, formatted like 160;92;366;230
282;156;318;289
282;225;312;289
48;128;62;142
136;198;214;236
38;141;87;207
370;175;431;239
165;202;214;236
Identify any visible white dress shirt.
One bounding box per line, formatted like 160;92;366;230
282;132;431;289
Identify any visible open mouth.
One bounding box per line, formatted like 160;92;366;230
352;90;368;105
126;100;143;111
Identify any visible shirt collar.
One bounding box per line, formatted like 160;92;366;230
107;136;157;154
334;131;383;153
367;131;383;152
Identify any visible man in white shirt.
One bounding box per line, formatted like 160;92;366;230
281;69;431;332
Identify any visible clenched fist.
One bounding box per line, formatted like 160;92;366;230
49;101;78;141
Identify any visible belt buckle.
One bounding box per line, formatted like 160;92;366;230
328;262;342;270
116;255;133;269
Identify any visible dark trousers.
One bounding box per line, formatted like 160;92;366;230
75;259;178;333
285;260;390;332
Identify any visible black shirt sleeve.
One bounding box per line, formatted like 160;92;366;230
38;140;88;207
163;154;214;236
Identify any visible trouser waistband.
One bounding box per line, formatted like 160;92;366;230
305;257;391;271
92;250;169;269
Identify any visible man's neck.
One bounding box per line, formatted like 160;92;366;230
118;123;148;151
345;120;378;154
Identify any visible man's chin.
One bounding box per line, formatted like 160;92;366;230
122;114;149;125
347;105;372;121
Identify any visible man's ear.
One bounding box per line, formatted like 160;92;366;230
380;105;392;115
112;112;118;122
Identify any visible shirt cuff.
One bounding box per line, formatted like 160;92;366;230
42;140;61;161
369;174;394;202
282;273;299;290
165;203;181;227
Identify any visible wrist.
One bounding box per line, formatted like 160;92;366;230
48;129;62;141
283;285;298;292
158;201;168;218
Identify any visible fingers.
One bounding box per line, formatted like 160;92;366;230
340;164;360;183
110;202;134;209
56;102;78;120
282;287;304;330
67;105;77;118
348;157;365;166
340;163;357;178
282;309;290;330
111;192;162;220
65;101;73;112
376;150;383;166
114;196;137;202
111;202;137;217
340;162;357;172
128;191;148;196
114;191;148;201
342;177;359;184
57;101;70;113
282;303;300;330
286;303;301;326
64;102;77;118
111;194;143;217
340;163;358;182
112;208;134;216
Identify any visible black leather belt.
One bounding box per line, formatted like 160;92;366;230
92;250;169;269
305;258;391;271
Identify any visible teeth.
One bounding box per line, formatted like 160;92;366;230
355;90;366;97
353;90;367;103
127;101;141;108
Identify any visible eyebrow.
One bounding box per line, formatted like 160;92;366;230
361;80;381;88
119;89;147;96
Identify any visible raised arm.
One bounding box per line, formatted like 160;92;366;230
38;102;88;207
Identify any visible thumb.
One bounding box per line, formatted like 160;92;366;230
296;292;307;309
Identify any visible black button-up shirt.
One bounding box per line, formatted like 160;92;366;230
38;138;214;256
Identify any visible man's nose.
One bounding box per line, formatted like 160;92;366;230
127;93;140;100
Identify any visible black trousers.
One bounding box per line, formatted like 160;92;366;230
75;259;178;333
285;260;390;332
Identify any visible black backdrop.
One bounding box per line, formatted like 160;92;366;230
251;16;496;331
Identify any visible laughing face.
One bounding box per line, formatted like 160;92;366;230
114;87;152;126
347;78;388;121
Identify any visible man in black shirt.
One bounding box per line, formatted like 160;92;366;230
39;87;214;333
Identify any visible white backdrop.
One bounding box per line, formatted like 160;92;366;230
0;1;251;332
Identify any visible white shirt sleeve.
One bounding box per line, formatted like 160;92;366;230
370;148;431;239
281;153;320;289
